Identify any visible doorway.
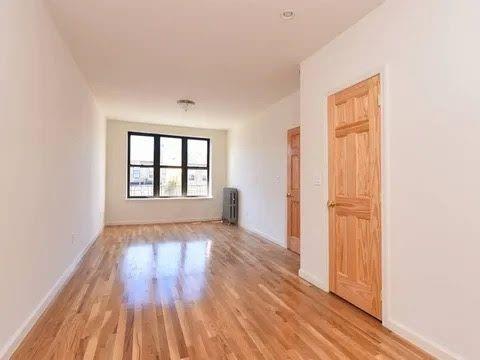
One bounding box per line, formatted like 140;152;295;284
287;126;300;254
328;75;382;319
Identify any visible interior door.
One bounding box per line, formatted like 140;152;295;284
328;75;382;319
287;126;301;254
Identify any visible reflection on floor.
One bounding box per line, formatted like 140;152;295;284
13;222;432;359
121;240;211;307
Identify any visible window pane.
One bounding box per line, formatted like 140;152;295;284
130;135;154;165
187;169;208;196
129;167;153;197
160;168;182;197
187;139;208;167
160;137;182;166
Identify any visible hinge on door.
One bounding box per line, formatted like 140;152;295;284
377;92;382;107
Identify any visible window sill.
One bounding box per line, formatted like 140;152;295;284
126;196;213;201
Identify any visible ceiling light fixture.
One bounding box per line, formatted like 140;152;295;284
177;99;196;112
281;10;295;20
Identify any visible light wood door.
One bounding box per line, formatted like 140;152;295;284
287;126;301;254
328;75;382;319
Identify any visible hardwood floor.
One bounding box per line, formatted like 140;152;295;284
13;222;432;359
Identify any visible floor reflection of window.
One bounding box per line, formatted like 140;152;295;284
184;240;209;274
154;242;182;306
156;242;182;277
121;240;212;307
182;240;211;302
121;244;154;306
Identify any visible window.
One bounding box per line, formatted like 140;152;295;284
128;132;210;198
128;135;154;197
186;139;209;196
159;137;182;197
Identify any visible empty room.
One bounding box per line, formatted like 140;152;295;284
1;0;479;359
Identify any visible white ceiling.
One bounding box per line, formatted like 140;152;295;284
46;0;383;129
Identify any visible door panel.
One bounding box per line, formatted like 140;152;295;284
291;155;300;190
287;127;300;254
335;137;347;196
356;132;370;198
291;201;300;238
328;75;382;319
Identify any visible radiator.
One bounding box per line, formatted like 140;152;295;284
222;187;238;225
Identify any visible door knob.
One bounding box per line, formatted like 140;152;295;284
287;193;292;197
327;200;337;208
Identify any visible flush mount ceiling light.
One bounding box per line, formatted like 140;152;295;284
177;99;196;112
281;9;295;20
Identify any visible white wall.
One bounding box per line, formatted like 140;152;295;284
228;92;300;246
105;119;227;225
300;1;480;359
0;0;106;357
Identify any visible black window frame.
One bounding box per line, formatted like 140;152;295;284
127;131;210;199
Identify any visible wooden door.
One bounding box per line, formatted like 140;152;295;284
328;75;382;319
287;127;301;254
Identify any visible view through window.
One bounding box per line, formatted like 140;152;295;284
128;132;210;198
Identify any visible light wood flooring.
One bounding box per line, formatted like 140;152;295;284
12;222;433;359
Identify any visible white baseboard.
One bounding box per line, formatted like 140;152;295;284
383;319;461;360
0;227;103;360
239;225;286;248
105;217;221;226
298;268;329;292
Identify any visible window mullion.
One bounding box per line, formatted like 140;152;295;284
127;134;131;197
181;137;188;196
207;139;210;193
154;135;160;197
